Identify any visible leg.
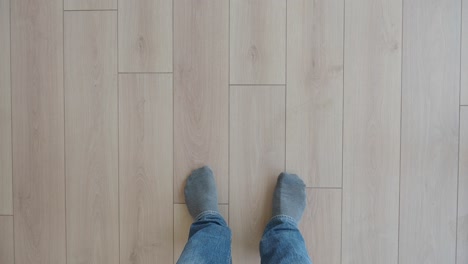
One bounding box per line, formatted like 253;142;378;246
260;215;311;264
177;211;231;264
177;166;232;264
259;173;312;264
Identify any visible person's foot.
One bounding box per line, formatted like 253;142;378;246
184;166;219;219
272;172;306;222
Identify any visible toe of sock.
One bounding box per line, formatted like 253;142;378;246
191;165;213;178
278;172;305;186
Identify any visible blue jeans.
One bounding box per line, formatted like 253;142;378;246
177;211;312;264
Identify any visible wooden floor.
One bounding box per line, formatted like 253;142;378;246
0;0;467;263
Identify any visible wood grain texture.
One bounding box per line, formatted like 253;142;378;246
64;0;116;11
0;0;12;215
399;0;460;263
458;107;468;264
286;0;343;187
11;0;66;262
462;0;468;105
0;216;14;264
342;0;402;263
300;189;341;264
64;11;118;264
119;74;173;264
230;0;286;84
174;0;229;203
173;204;228;263
230;86;285;264
119;0;172;72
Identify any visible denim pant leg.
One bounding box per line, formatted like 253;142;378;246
259;215;312;264
177;211;232;264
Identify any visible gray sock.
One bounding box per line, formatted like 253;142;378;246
272;172;306;223
184;166;219;219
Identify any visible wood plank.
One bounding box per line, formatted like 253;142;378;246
119;74;173;264
462;0;468;105
64;0;116;11
399;0;460;263
0;0;12;215
299;189;341;264
173;204;228;263
459;107;468;264
342;0;402;262
119;0;172;72
174;0;229;203
286;0;344;187
0;216;14;264
230;0;286;84
64;11;118;264
11;0;66;262
230;86;285;263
